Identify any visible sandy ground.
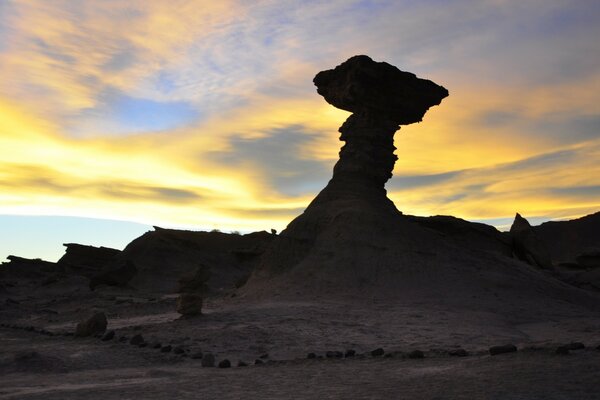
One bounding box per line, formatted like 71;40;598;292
1;327;599;400
2;288;600;399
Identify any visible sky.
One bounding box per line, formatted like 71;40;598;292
0;0;599;261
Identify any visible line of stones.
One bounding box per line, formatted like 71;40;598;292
1;322;597;368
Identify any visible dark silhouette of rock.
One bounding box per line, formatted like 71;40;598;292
75;312;107;337
533;211;600;264
57;243;120;278
326;351;343;358
176;265;211;317
448;348;468;357
237;360;248;367
576;250;600;269
510;213;553;269
201;353;215;367
0;256;64;282
311;55;448;209
489;344;517;356
129;334;144;345
107;228;272;293
407;350;424;359
307;352;317;359
566;342;585;350
160;345;172;353
254;359;264;365
371;348;385;357
218;359;231;368
173;346;185;354
344;349;356;358
89;260;137;290
101;330;115;341
407;215;512;257
555;346;570;355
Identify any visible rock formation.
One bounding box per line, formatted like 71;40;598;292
108;227;273;293
509;213;553;269
532;211;600;264
57;243;120;278
310;55;448;209
75;312;107;337
243;56;598;314
176;265;211;316
250;55;451;281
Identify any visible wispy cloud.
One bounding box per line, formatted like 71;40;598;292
0;0;598;239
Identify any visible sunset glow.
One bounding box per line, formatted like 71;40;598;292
1;1;599;260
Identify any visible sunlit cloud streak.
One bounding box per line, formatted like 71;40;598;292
0;0;599;262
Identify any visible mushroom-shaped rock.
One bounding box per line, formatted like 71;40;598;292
314;55;448;125
311;55;448;205
247;55;449;281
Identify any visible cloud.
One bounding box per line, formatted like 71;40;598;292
0;0;598;236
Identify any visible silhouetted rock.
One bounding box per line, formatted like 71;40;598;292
408;215;512;257
218;359;231;368
489;344;517;356
201;353;215;367
408;350;424;359
57;243;120;278
576;250;600;269
173;346;185;354
326;351;343;358
110;228;273;293
307;352;317;359
176;294;203;316
311;55;448;208
237;360;248;367
448;348;468;357
89;260;137;290
534;211;600;264
344;349;356;357
176;265;211;317
75;312;107;337
129;334;144;345
371;348;384;357
160;345;172;353
101;330;115;341
0;256;64;282
510;213;553;269
566;342;585;350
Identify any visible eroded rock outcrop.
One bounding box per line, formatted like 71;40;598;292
57;243;120;278
510;213;553;269
311;55;448;208
176;265;211;316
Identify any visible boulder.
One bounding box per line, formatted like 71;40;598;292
129;334;144;345
489;344;517;356
371;348;385;357
75;312;107;337
510;213;553;269
176;294;203;316
218;359;231;368
101;330;115;341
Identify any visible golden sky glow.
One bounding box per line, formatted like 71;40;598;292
1;1;599;259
